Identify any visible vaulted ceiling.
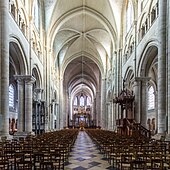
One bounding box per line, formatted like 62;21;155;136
45;0;125;100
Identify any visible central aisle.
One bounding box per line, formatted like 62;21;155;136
65;131;114;170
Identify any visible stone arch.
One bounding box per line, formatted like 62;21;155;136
9;36;28;75
137;41;158;132
32;66;42;89
61;52;104;79
19;8;28;36
124;67;134;90
9;37;28;134
137;42;158;77
148;0;158;14
137;12;148;40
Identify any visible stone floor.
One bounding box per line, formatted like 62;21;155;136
65;131;116;170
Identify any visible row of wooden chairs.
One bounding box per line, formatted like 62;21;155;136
86;129;170;170
0;129;79;169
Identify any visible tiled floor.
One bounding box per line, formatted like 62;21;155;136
65;131;116;170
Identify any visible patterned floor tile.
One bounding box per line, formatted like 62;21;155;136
65;131;116;170
72;166;88;170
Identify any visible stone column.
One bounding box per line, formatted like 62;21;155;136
56;103;60;129
48;103;53;131
158;0;167;134
70;97;73;121
132;78;141;123
65;92;69;128
96;92;100;126
59;78;63;129
107;102;112;130
106;103;109;129
167;0;170;135
92;98;96;126
118;49;122;93
14;75;35;135
15;78;25;132
50;102;55;130
91;101;94;120
50;101;55;130
113;103;117;131
0;0;9;137
25;76;36;133
110;102;113;130
117;50;122;117
141;78;150;128
101;78;106;128
155;91;158;133
33;89;43;134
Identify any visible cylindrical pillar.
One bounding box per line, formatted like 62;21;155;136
155;91;158;133
167;0;170;134
109;102;113;130
59;78;63;129
133;78;141;123
141;79;149;128
0;0;9;137
101;78;106;128
158;0;167;134
17;79;25;132
56;103;60;129
106;103;109;129
25;76;35;133
96;92;100;126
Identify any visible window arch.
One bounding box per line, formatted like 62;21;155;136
9;84;15;108
126;0;134;32
148;86;155;110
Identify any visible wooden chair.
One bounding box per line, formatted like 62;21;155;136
118;154;133;170
40;161;53;170
50;151;63;170
33;152;44;169
0;155;9;170
130;160;147;170
150;158;164;170
16;160;32;170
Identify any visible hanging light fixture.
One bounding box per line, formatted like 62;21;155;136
80;52;84;96
81;0;85;97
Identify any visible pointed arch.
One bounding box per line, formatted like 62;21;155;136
9;36;28;75
32;65;42;88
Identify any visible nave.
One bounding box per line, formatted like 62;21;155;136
65;131;113;170
1;128;170;169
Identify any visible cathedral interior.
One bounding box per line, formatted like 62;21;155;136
0;0;170;169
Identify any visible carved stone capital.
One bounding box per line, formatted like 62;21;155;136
14;75;36;84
